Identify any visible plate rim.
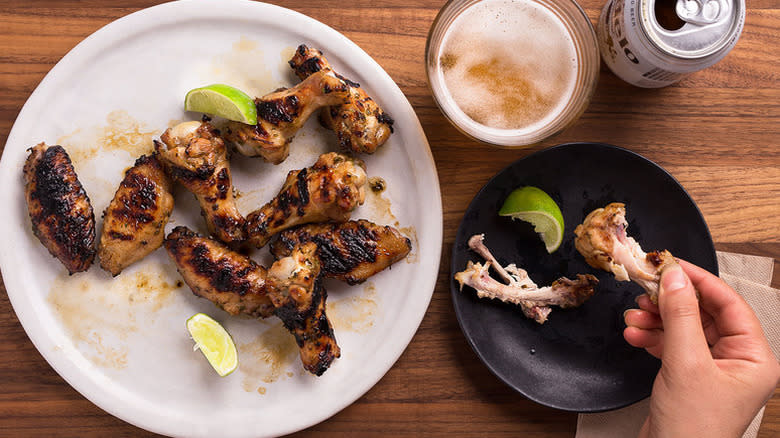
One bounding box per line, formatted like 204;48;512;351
0;0;443;436
449;141;717;412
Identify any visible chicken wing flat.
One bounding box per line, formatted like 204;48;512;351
223;69;351;164
164;226;273;318
155;120;245;245
23;143;96;274
245;152;367;248
574;202;677;303
267;242;339;375
98;154;174;276
289;44;394;154
454;234;597;324
270;219;411;285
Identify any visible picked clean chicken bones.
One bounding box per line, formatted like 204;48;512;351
22;45;409;375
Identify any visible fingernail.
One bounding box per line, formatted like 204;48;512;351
660;264;687;293
623;309;633;319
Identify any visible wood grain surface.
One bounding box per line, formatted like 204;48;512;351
0;0;778;437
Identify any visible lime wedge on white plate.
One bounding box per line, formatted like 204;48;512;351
499;186;564;253
184;84;257;125
186;313;238;377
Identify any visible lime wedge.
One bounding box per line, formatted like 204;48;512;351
186;313;238;377
499;186;564;253
184;84;257;125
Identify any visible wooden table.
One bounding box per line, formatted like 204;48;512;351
0;1;777;436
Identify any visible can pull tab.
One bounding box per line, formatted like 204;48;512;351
675;0;729;25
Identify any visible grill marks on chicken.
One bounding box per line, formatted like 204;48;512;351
574;202;677;303
223;70;351;164
289;44;394;154
164;227;339;375
24;143;96;274
245;152;367;248
270;219;411;285
165;226;274;318
155;120;246;245
98;154;174;276
267;242;339;376
454;234;597;324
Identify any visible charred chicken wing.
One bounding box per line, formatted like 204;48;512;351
155;120;245;245
455;234;597;324
223;70;351;164
267;242;340;375
270;219;411;285
245;152;367;248
164;226;273;318
574;202;677;303
23;143;96;274
289;44;394;154
98;154;174;276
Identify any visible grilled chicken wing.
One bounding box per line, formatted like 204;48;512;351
155;120;245;245
289;44;394;154
245;152;367;248
98;154;174;276
164;226;273;318
223;69;351;164
23;143;96;274
267;242;339;375
574;202;677;303
454;234;597;324
270;219;411;285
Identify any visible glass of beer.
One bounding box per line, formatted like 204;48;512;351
426;0;600;147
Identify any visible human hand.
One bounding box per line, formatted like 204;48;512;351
623;259;780;438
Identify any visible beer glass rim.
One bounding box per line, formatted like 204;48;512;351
425;0;600;148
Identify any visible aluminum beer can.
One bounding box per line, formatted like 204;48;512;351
597;0;745;87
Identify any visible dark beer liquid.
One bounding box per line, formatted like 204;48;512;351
655;0;686;31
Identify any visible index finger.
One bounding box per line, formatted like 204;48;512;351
677;259;763;338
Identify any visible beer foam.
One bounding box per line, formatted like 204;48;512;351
437;0;579;133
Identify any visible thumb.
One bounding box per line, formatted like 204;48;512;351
657;263;709;362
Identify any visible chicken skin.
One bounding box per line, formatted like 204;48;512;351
23;143;96;274
270;219;411;285
98;154;174;276
155;120;245;245
223;69;351;164
455;235;597;324
164;226;274;318
574;202;677;303
267;242;340;376
245;152;367;248
289;44;394;154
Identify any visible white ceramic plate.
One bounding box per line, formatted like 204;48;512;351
0;1;442;437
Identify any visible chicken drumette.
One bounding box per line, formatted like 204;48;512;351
267;242;340;376
155;120;245;245
164;226;274;318
245;152;367;248
289;44;394;154
165;227;339;375
270;219;411;285
223;69;351;164
24;143;96;274
574;202;677;303
98;154;174;276
454;234;597;324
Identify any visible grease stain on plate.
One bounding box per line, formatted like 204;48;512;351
238;322;299;393
328;283;378;334
58;110;158;164
399;226;419;264
208;37;287;98
363;177;398;226
47;261;181;370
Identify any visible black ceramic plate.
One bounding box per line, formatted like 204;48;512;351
450;142;717;412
